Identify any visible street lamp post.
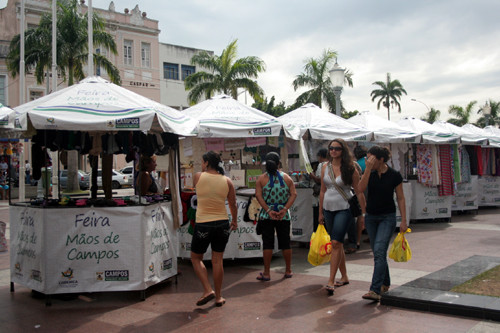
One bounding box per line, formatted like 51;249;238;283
329;60;345;117
482;101;491;126
411;98;430;112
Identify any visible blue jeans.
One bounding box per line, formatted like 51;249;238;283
364;213;397;294
323;209;353;243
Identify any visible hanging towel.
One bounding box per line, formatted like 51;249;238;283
246;137;266;148
224;138;245;150
203;138;225;151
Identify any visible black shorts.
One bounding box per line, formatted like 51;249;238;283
191;220;231;254
261;219;291;250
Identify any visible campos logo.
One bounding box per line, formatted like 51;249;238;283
162;259;172;270
31;270;42;282
115;117;140;129
104;270;129;281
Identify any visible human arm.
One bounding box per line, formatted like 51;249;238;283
277;173;298;220
226;177;238;230
255;174;278;220
395;183;407;233
358;155;375;193
318;163;327;225
352;168;366;225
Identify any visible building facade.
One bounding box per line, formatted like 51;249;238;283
0;0;161;107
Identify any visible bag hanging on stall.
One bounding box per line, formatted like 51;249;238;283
328;163;362;217
308;224;332;266
389;228;412;262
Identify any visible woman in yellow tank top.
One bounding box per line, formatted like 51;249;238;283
191;151;237;307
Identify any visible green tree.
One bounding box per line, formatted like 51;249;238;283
447;101;477;126
420;107;441;124
185;39;265;104
7;0;120;87
252;96;288;117
292;49;353;112
370;73;407;120
476;100;499;127
341;110;359;119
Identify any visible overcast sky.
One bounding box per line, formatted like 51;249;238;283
92;0;500;123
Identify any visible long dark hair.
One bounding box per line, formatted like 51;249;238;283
264;152;281;176
329;138;355;186
203;151;224;175
368;145;391;162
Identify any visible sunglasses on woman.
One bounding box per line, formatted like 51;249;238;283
328;146;343;151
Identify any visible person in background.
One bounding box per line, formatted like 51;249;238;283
310;148;329;232
191;151;237;307
25;160;31;185
136;155;160;196
359;145;407;302
345;145;369;253
255;152;297;281
319;139;366;295
0;170;9;200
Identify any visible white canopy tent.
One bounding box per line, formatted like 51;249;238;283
182;94;283;138
15;76;198;136
462;124;500;148
0;103;16;129
397;116;460;144
482;125;500;147
277;103;373;141
433;121;488;145
347;111;421;143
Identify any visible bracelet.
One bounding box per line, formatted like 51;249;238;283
266;208;271;213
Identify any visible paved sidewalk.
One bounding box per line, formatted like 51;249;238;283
1;203;500;332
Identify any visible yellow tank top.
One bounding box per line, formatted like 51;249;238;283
195;172;229;223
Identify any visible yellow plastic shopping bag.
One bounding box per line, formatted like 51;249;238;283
308;224;332;266
389;228;412;262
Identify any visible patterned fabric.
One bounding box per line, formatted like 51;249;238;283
259;171;291;220
438;145;454;196
460;146;471;183
452;145;461;183
417;145;433;186
474;146;483;176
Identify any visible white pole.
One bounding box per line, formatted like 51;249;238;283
51;0;59;198
20;0;25;105
18;0;26;202
52;0;57;92
88;0;93;76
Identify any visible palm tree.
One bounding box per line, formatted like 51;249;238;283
420;107;441;124
185;39;265;104
447;101;477;126
476;100;499;127
370;73;407;120
292;49;353;112
7;0;120;87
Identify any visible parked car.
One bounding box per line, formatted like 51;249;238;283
119;166;135;184
97;169;129;189
59;170;90;190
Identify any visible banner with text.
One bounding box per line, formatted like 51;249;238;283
452;176;479;210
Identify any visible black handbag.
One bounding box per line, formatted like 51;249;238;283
328;163;362;217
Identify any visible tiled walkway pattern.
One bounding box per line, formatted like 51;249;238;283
1;201;500;332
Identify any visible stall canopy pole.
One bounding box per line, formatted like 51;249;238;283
87;0;93;76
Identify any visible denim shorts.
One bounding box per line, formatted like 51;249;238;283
323;209;353;243
191;220;231;254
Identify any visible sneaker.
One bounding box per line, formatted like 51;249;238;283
381;285;390;294
362;290;381;301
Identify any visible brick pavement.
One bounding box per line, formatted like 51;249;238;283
0;201;500;332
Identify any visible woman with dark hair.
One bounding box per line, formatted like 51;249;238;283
359;145;407;302
136;155;160;196
319;139;366;295
255;152;297;281
191;151;238;307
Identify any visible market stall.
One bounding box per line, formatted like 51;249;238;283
179;95;290;257
10;76;198;300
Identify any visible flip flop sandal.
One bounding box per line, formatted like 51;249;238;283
334;281;350;287
215;300;226;307
283;273;293;279
325;285;335;295
196;292;215;306
256;272;271;281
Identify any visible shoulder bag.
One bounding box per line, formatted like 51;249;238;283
328;163;362;217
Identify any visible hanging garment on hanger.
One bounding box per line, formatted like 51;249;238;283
438;145;454;196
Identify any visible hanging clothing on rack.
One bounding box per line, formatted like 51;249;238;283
459;146;471;183
452;145;461;183
416;145;433;186
438;145;454;196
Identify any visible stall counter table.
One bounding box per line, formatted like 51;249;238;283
409;180;452;220
478;176;500;206
10;202;178;300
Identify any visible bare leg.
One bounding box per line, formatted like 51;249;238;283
327;240;343;286
338;244;349;283
283;249;292;275
211;251;225;303
191;252;214;298
262;249;273;278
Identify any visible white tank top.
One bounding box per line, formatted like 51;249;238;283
322;167;351;212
